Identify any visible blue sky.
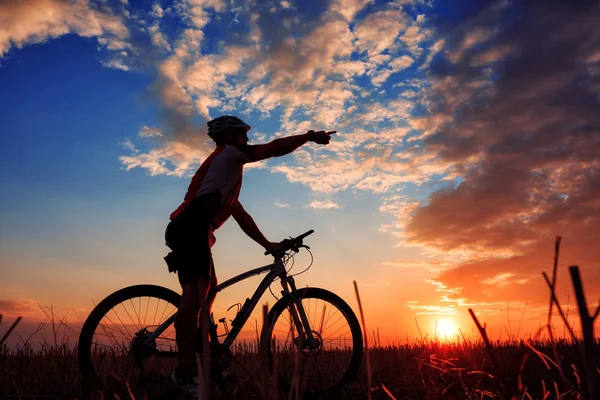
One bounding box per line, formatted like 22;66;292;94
1;0;599;344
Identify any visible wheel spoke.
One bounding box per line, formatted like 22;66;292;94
321;308;342;333
120;302;140;332
158;299;170;325
108;308;134;339
321;316;348;338
322;303;335;333
99;313;130;341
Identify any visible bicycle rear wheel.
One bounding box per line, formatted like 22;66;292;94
78;285;180;399
261;287;363;399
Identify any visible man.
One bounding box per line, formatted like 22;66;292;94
164;115;335;396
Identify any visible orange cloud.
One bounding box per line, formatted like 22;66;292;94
0;0;129;57
0;299;38;316
378;2;600;321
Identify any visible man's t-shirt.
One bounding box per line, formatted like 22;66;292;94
170;144;256;229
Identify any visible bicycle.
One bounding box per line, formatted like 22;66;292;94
78;230;363;399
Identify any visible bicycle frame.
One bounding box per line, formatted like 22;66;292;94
144;256;318;354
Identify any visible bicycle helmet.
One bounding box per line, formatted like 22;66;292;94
207;115;251;141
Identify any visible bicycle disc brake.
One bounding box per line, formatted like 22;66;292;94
293;330;323;356
129;328;157;368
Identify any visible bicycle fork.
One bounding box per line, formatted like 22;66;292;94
280;276;319;350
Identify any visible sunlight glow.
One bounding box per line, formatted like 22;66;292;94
435;319;458;338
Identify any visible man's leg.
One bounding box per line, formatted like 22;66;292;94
206;258;218;311
176;275;210;364
173;220;214;365
196;260;217;357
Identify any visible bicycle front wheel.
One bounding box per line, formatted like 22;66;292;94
261;287;363;398
78;285;180;399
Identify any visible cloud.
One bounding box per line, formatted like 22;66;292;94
383;258;452;272
308;200;340;210
447;27;495;63
405;302;460;316
108;1;431;181
397;14;429;56
102;59;130;71
272;158;365;193
329;0;371;22
370;55;415;86
397;1;600;308
0;299;38;316
148;24;172;52
274;202;291;208
115;0;372;177
120;138;136;152
138;126;163;138
120;137;213;177
481;272;514;288
354;9;408;55
178;0;227;28
0;0;130;58
151;3;165;19
470;44;514;67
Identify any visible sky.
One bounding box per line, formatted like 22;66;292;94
1;0;599;348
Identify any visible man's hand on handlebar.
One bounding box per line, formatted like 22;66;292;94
263;241;281;253
264;230;314;256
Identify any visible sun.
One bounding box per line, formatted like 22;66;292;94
435;318;458;338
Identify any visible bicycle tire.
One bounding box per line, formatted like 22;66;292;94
78;284;181;400
261;287;363;399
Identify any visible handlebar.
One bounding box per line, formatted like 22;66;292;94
264;229;314;257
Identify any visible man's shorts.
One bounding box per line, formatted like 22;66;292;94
164;191;220;286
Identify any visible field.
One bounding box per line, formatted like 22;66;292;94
1;335;599;400
2;245;599;399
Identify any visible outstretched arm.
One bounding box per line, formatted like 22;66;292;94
250;130;335;162
232;202;279;250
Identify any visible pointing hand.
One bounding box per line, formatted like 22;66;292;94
308;130;336;145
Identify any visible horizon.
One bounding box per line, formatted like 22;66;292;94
1;0;600;350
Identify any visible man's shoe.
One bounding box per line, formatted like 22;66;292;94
170;366;201;397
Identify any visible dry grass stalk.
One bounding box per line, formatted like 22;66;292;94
541;236;572;393
547;236;562;326
381;383;397;400
353;280;372;400
542;236;599;399
545;325;569;391
258;304;273;400
568;265;598;400
467;308;507;397
542;273;577;340
0;315;22;346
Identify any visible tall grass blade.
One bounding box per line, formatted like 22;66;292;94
0;316;22;346
569;266;598;400
353;281;372;400
547;236;562;326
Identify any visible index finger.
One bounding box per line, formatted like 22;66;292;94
326;131;337;135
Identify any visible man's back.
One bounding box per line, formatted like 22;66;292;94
170;143;255;222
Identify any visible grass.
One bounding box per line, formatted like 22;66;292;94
1;236;598;399
1;336;599;399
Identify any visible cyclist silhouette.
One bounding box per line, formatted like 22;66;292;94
164;115;335;396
